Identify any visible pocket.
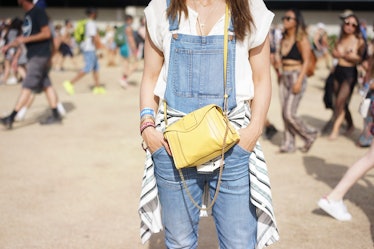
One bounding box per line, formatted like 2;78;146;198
235;144;252;156
224;144;251;167
151;146;180;182
169;40;225;98
151;146;166;157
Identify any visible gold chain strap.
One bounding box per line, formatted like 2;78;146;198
165;5;230;211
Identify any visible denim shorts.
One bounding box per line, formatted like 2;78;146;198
82;51;99;73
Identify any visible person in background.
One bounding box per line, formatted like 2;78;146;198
139;0;279;247
104;24;117;67
55;19;76;71
136;16;146;59
265;25;282;140
1;17;24;85
277;8;317;153
357;23;374;147
328;11;366;140
318;129;374;220
1;0;62;129
118;14;138;89
312;22;331;69
63;7;105;95
264;118;278;140
318;53;374;219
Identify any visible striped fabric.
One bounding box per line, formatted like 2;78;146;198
138;102;280;248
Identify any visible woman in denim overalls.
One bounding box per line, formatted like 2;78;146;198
139;0;279;248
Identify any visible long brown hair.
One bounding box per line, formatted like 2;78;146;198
166;0;253;41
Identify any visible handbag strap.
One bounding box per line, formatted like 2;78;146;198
166;5;231;211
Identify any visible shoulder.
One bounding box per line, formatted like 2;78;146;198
248;0;274;31
33;6;48;17
145;0;167;19
144;0;169;51
246;0;274;48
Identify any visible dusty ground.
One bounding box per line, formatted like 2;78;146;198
0;55;373;249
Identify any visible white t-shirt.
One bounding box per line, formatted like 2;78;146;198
81;19;97;52
144;0;274;104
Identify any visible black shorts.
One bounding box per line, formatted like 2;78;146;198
334;65;357;89
59;42;73;57
23;56;52;93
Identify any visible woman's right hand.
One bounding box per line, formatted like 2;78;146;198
141;128;172;155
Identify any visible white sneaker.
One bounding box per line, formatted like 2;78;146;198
318;197;352;221
57;102;66;117
6;76;18;85
119;78;128;89
15;107;27;121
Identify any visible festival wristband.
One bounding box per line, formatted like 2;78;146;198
140;108;155;119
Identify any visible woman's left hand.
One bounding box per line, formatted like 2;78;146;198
237;125;261;153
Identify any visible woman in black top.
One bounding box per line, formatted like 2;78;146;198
277;8;317;153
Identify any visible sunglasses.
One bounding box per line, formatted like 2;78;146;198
282;16;296;22
344;20;358;28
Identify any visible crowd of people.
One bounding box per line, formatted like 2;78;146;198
0;2;145;126
0;0;373;247
269;8;374;223
0;7;145;92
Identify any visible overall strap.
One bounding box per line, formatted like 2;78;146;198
166;0;179;32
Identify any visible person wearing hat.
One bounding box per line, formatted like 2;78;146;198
328;12;366;140
339;9;354;20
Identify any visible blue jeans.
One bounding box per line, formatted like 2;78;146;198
152;144;257;249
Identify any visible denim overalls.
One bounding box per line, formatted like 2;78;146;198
164;6;237;113
152;3;258;248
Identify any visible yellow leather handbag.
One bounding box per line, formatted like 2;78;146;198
164;104;239;169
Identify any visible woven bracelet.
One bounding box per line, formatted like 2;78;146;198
140;122;156;135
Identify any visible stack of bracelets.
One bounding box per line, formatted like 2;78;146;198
140;107;156;151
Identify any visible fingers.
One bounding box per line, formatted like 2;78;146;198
162;139;172;156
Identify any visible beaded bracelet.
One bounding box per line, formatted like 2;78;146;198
140;108;155;119
140;121;156;135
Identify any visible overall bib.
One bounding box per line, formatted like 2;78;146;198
164;9;237;113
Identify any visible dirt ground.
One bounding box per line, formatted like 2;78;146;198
0;55;373;249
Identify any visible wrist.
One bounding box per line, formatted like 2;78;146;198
140;121;156;135
140;107;155;119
